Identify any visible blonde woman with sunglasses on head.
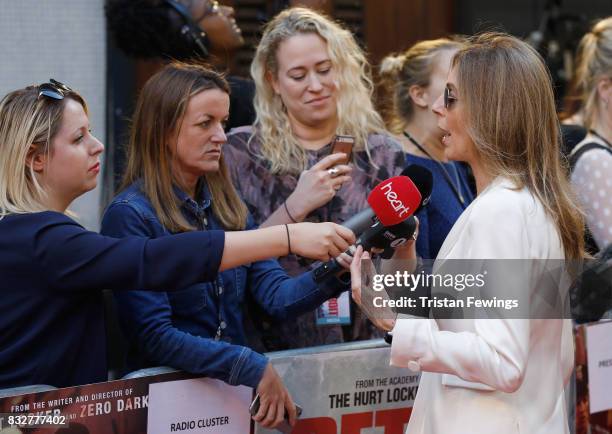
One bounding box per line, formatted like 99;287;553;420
0;81;354;390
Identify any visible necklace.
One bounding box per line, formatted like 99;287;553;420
403;130;466;207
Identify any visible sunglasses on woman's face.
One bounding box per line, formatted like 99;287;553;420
38;79;72;100
444;86;457;109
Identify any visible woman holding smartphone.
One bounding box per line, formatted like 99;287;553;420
224;7;406;350
0;80;353;391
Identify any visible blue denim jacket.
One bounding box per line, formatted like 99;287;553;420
100;181;347;388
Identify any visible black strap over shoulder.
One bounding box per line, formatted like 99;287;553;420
569;141;612;171
569;140;612;255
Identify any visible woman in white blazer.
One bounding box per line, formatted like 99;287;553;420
350;33;585;434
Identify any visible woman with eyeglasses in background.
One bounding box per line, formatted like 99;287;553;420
0;80;354;390
350;33;582;433
379;38;474;260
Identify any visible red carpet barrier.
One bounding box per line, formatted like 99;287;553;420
0;340;418;433
256;340;418;434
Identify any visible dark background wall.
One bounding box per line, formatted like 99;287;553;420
455;0;610;37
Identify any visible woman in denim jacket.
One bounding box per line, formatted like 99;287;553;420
101;62;353;430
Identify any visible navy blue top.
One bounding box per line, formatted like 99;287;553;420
405;155;474;259
100;182;347;389
0;211;224;389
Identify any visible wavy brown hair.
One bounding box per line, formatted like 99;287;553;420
454;33;585;260
121;61;248;232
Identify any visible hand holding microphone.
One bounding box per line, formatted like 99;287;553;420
313;165;432;281
288;222;355;261
335;216;419;269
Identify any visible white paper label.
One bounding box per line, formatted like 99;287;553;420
586;321;612;414
147;377;252;433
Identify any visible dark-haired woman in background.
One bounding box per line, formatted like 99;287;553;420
105;0;254;130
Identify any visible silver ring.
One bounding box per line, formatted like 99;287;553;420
411;232;418;241
327;167;339;177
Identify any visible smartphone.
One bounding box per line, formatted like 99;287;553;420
330;135;354;165
249;394;303;433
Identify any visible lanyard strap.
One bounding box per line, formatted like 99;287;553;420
403;131;466;207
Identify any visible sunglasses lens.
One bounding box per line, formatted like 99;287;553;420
38;89;64;100
444;87;456;109
49;79;71;92
38;80;72;101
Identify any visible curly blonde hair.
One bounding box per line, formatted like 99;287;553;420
250;7;385;174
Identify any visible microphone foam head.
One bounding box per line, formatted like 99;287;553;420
367;176;421;226
400;164;433;211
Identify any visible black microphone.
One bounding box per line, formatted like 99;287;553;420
400;164;433;214
340;208;379;239
312;217;418;281
313;166;432;282
358;216;418;259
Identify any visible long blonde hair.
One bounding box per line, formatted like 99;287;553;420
0;86;87;218
121;61;248;232
379;38;463;133
454;32;585;260
250;7;385;175
563;17;612;127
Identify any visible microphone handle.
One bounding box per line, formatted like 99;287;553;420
312;257;344;283
342;208;377;236
313;215;416;283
